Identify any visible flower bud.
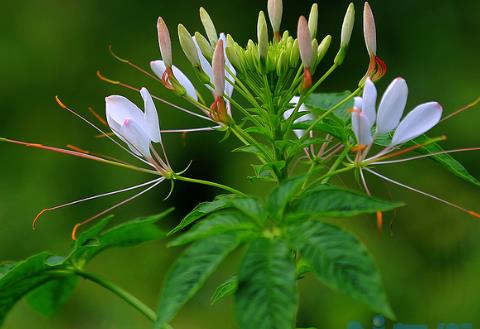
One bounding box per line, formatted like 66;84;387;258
178;24;200;67
363;2;377;57
317;34;331;63
157;17;172;67
311;39;318;66
340;3;355;48
308;3;319;39
289;39;300;68
334;3;355;66
212;40;225;97
276;50;288;76
200;7;218;47
226;46;241;70
297;16;313;68
257;11;269;59
267;0;283;38
194;32;214;61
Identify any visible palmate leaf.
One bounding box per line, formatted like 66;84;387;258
267;175;306;220
169;210;258;247
155;233;243;329
26;276;78;316
286;221;394;318
287;185;403;221
0;212;170;323
235;238;297;329
0;252;61;325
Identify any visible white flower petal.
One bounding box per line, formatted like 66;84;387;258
352;111;373;146
354;97;363;110
220;33;236;98
150;60;198;101
362;78;377;127
105;95;144;130
118;119;153;159
284;96;313;138
391;102;443;146
139;88;161;143
376;78;408;134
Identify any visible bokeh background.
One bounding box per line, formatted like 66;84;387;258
1;0;479;328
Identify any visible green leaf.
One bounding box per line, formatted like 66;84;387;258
71;210;170;263
249;161;286;183
168;196;235;235
267;175;306;220
155;233;242;328
412;135;480;187
0;252;59;325
227;197;265;221
27;276;78;316
169;211;257;247
288;185;403;221
235;238;297;329
305;91;354;122
286;221;394;318
211;275;238;305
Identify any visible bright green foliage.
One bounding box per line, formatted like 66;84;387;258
235;238;298;329
288;185;404;221
286;221;394;318
305;91;354;122
0;211;170;324
155;233;243;328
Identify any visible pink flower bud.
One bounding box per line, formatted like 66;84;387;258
157;17;172;67
212;39;225;98
363;2;377;57
297;16;313;68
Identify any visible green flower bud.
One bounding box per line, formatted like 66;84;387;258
289;39;300;68
276;50;288;76
226;46;241;69
282;31;290;42
317;34;332;63
194;32;214;61
200;7;218;47
308;3;319;39
257;11;269;59
178;24;200;67
341;3;355;48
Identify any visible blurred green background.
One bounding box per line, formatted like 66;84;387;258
1;0;479;328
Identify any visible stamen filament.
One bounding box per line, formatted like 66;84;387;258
71;178;165;240
33;178;163;229
365;168;480;220
370;147;480;165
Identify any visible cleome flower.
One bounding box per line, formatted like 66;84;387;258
350;77;480;230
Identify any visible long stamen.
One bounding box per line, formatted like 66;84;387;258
96;71;214;122
33;178;162;229
440;97;480;122
55;96;151;166
71;178;165;240
370;147;480;165
359;168;383;233
88;106;108;126
66;144;136;165
0;137;159;176
365;168;480;219
109;45;162;83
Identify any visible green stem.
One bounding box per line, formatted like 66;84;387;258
230;125;269;164
175;174;247;196
284;63;338;134
72;270;159;324
321;146;349;184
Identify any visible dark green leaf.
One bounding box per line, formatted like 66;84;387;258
211;275;238;305
288;185;402;221
249;161;286;183
155;233;242;328
286;221;394;318
169;211;257;247
305;91;354;122
169;196;235;235
71;210;170;263
267;175;306;220
235;238;297;329
27;276;78;316
412;135;480;187
227;197;265;221
0;253;59;325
